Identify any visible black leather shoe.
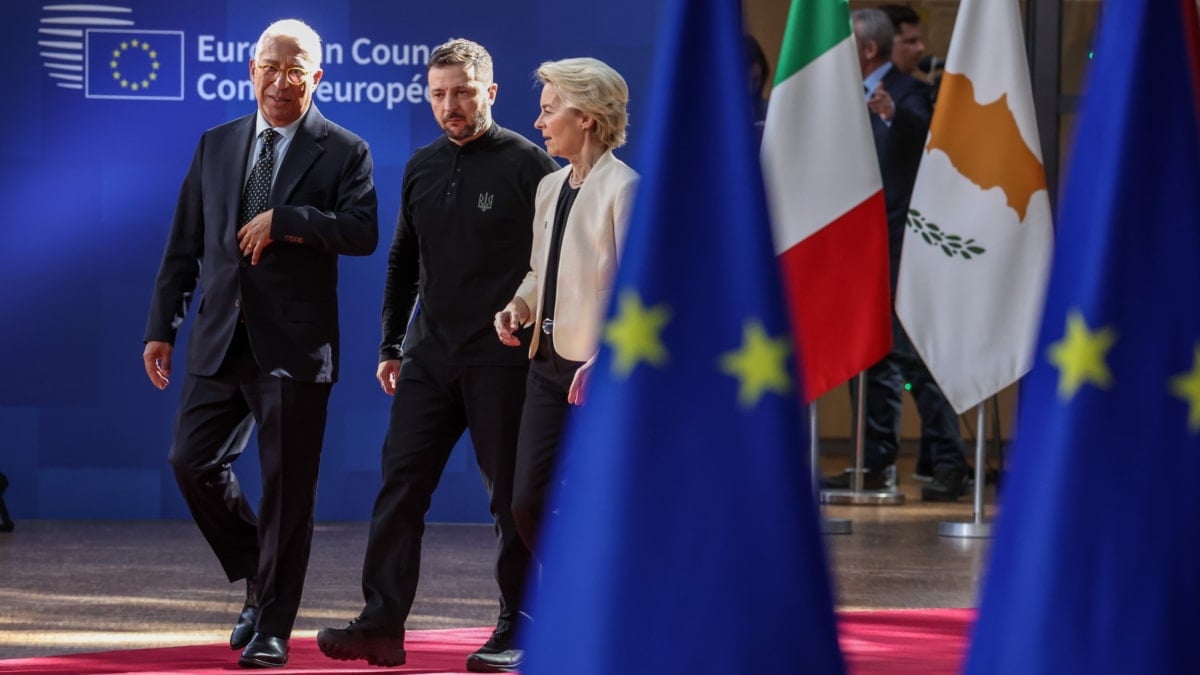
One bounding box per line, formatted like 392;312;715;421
821;465;896;491
922;468;968;502
466;629;523;673
467;648;524;672
238;633;288;668
229;577;259;650
316;616;406;667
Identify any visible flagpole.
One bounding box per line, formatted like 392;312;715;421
938;402;992;538
821;372;905;505
811;402;851;534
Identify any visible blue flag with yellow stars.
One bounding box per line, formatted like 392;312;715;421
520;0;844;673
965;0;1200;672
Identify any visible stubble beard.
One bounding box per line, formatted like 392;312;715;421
442;108;490;142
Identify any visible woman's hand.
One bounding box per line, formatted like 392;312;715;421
568;360;595;406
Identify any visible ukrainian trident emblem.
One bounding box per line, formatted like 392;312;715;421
477;192;494;212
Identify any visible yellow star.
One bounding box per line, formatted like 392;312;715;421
604;290;671;377
1169;344;1200;433
718;320;791;408
1047;309;1116;400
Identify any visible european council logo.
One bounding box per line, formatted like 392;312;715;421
39;4;183;101
86;29;184;100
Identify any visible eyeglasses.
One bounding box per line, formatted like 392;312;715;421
256;64;309;85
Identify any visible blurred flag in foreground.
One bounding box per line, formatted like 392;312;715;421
896;0;1053;413
522;0;843;673
966;0;1200;672
762;0;891;401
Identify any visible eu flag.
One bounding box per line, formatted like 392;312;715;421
85;29;184;100
521;0;844;673
965;0;1200;672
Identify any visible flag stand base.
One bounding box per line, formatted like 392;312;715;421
937;405;993;538
937;520;992;538
822;517;852;534
819;489;906;505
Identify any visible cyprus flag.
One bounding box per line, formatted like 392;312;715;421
896;0;1053;413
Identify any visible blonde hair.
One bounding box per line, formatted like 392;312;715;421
536;57;629;149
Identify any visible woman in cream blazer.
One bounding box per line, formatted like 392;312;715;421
494;57;637;553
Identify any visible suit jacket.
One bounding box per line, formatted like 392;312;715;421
145;105;379;383
870;66;933;290
514;150;638;362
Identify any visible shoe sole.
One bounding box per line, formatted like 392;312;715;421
466;656;521;673
237;655;287;668
316;633;406;667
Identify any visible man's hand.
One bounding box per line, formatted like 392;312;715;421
237;210;275;265
867;82;895;122
143;341;173;390
377;359;402;395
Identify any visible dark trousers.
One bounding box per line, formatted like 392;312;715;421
0;471;11;526
169;324;331;638
853;323;967;475
360;358;530;632
512;338;582;555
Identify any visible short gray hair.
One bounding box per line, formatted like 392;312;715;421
851;8;894;60
255;19;323;71
535;57;629;149
429;38;494;84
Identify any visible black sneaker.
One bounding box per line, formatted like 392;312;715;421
466;626;523;673
316;616;406;667
821;465;896;491
921;468;968;502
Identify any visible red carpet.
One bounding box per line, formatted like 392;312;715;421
0;608;973;674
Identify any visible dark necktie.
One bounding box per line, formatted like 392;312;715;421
239;128;280;226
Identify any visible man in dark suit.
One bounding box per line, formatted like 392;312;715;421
142;18;378;668
822;9;969;501
317;38;557;673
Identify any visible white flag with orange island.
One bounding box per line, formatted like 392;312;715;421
895;0;1054;413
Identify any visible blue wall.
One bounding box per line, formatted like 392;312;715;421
1;0;662;521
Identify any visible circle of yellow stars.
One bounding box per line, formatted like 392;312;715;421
110;38;160;92
603;288;791;409
1048;307;1200;433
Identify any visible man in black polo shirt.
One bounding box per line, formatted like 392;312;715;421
318;38;558;673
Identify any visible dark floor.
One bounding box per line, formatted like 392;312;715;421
0;452;997;660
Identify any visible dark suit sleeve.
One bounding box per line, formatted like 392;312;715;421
890;80;933;139
270;136;379;256
144;137;205;344
379;163;420;362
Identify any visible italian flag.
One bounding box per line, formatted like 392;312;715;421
762;0;891;402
